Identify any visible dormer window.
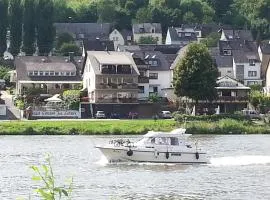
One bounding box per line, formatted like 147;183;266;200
223;49;231;56
249;59;256;66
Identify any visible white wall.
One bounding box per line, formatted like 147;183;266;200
109;29;125;49
134;33;162;44
233;58;262;85
149;70;172;97
218;67;234;78
83;57;96;101
138;83;149;100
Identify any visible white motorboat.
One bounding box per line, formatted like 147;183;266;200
96;128;209;164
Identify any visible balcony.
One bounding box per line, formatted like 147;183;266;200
138;76;149;83
101;65;132;74
96;83;138;90
217;96;249;102
96;97;138;104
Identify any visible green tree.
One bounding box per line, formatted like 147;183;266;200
36;0;55;55
0;0;8;57
53;0;76;23
97;0;116;22
63;90;81;110
56;32;74;50
138;36;158;44
23;0;36;55
9;0;23;56
180;0;214;23
233;0;270;39
0;66;10;85
201;32;221;47
135;7;152;23
173;43;218;102
59;42;81;56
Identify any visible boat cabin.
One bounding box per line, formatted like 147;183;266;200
135;128;190;147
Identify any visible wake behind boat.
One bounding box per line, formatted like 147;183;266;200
95;128;209;164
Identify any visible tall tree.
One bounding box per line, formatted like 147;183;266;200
97;0;116;22
0;0;8;57
9;0;23;56
173;43;218;102
36;0;55;55
23;0;36;55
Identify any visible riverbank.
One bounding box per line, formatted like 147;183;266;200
0;119;269;135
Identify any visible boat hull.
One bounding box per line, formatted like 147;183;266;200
96;146;209;164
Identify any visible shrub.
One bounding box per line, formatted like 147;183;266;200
174;113;250;122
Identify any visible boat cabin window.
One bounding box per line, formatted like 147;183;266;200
149;137;179;145
170;137;179;146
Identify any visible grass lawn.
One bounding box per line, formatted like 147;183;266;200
0;119;269;135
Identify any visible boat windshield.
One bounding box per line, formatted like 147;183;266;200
135;137;180;146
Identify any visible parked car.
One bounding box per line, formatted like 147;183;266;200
241;109;260;119
110;112;120;119
95;111;106;119
128;112;138;119
158;111;172;119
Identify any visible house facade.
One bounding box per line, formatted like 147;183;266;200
132;23;162;45
82;51;140;104
117;45;180;99
109;29;133;49
14;56;82;96
215;76;250;113
211;29;262;86
165;26;198;45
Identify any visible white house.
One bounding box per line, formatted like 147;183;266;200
82;51;140;104
132;23;162;45
109;29;132;49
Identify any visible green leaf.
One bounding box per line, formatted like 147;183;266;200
62;189;69;196
32;176;42;181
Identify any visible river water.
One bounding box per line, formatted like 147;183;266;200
0;134;270;200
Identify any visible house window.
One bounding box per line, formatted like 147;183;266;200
55;72;59;76
49;71;54;76
248;71;257;77
34;71;38;76
60;72;65;76
138;86;144;93
227;70;232;73
152;60;158;66
247;81;258;85
39;71;44;76
153;86;158;93
28;71;33;76
45;71;49;76
71;72;76;76
249;59;256;66
66;72;70;76
149;73;158;79
223;50;231;56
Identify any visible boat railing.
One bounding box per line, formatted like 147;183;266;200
109;139;134;147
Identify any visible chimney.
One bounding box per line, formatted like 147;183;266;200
69;52;74;62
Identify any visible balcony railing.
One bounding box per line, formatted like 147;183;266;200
96;83;138;90
96;98;138;104
217;96;249;102
138;76;149;83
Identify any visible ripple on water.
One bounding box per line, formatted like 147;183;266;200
1;135;270;200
